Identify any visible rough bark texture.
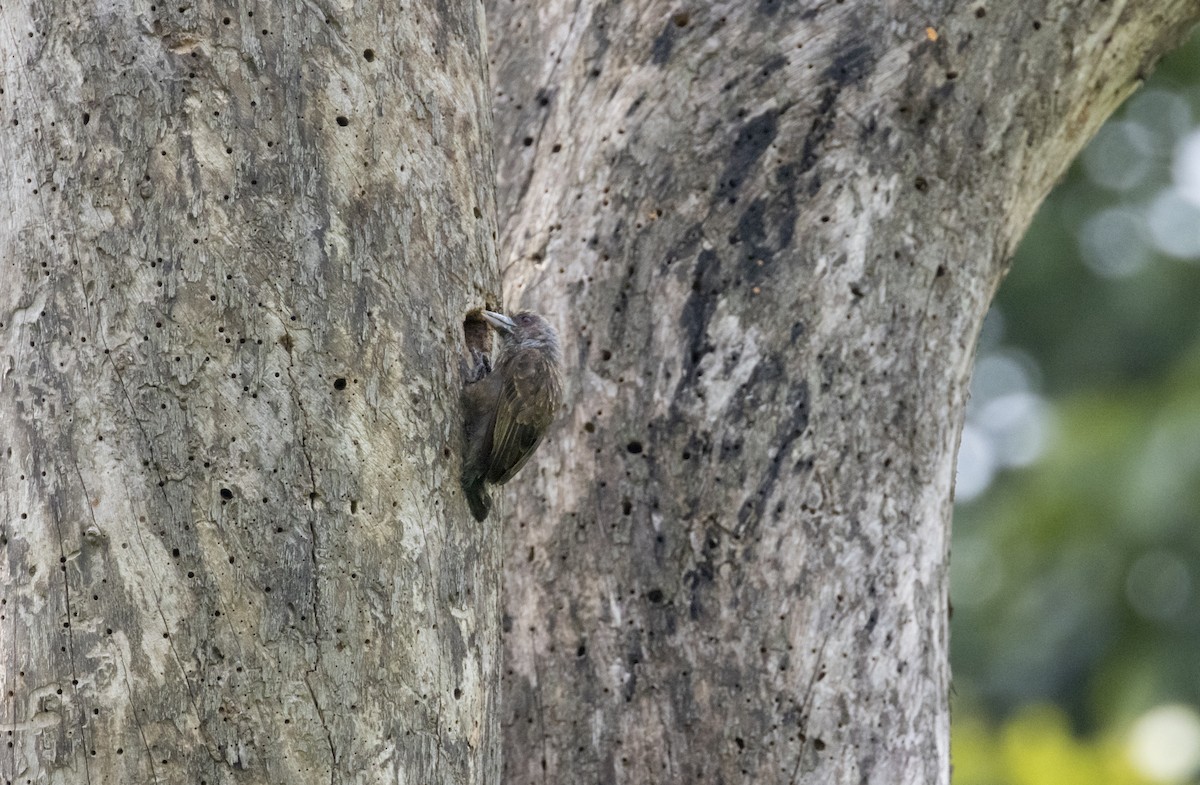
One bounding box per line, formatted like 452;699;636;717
488;1;1200;784
1;1;499;783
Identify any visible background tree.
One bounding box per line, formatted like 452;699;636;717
488;2;1200;784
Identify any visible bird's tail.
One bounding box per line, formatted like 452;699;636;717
464;481;492;522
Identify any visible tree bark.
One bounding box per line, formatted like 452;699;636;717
487;2;1200;783
1;1;499;783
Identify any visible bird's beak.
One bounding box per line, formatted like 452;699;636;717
482;310;517;334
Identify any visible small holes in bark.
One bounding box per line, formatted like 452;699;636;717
522;136;534;146
336;115;349;126
220;488;233;500
333;377;347;390
935;264;947;278
622;499;632;515
363;48;376;61
647;588;664;603
914;176;929;192
974;6;986;16
626;441;643;454
583;421;596;433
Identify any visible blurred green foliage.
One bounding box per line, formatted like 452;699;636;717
1001;32;1200;396
951;24;1200;785
954;704;1151;785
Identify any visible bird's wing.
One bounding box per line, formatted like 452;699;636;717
487;351;559;485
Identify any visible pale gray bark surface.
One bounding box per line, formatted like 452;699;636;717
2;1;499;783
488;1;1200;784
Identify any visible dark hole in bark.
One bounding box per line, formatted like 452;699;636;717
463;309;495;382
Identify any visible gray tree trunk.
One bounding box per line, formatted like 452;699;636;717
1;1;500;783
488;2;1200;784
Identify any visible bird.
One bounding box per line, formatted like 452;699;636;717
461;310;563;521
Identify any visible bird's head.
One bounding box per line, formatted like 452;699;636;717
483;310;560;360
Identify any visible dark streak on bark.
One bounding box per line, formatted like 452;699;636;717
736;369;810;536
715;110;779;203
799;88;838;176
678;247;721;390
651;20;675;65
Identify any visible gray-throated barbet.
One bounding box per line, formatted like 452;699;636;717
461;310;563;521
